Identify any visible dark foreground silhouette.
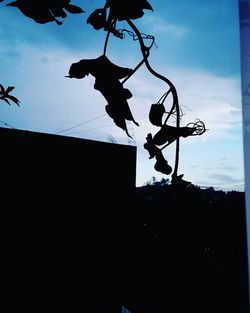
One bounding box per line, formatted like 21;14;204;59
2;154;249;313
0;124;248;313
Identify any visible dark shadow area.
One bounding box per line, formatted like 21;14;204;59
1;127;249;313
123;183;249;313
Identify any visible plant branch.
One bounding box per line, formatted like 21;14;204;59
126;19;181;180
103;28;111;55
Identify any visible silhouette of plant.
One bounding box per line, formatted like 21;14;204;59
66;54;139;138
1;0;207;185
0;84;20;106
6;0;84;25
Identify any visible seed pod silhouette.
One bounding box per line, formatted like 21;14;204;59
149;103;165;126
154;151;172;175
153;124;196;146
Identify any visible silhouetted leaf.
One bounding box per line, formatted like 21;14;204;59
51;6;67;18
154;151;172;175
3;98;11;105
171;174;191;186
0;84;20;106
105;104;132;138
149;103;165;126
64;3;84;14
94;76;139;137
6;0;84;25
106;0;153;20
67;55;133;79
5;86;15;93
123;88;133;99
144;133;161;159
153;124;196;146
7;1;55;24
87;8;107;30
67;55;138;137
6;94;20;106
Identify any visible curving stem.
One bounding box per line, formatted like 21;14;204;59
103;27;111;56
126;19;181;181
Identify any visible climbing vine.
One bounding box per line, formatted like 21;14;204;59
1;0;207;185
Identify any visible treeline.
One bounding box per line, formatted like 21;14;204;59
117;182;249;313
1;178;249;313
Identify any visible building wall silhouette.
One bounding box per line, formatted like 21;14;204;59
1;127;136;312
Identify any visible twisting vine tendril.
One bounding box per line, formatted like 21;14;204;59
126;19;181;182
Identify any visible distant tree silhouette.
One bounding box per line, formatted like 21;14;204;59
1;0;207;184
0;84;20;106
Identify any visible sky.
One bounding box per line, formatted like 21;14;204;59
0;0;246;191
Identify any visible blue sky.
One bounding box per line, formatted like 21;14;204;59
0;0;245;191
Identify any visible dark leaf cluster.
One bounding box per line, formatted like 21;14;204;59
67;55;139;138
6;0;84;25
87;0;153;34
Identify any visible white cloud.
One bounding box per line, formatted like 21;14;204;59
140;15;190;38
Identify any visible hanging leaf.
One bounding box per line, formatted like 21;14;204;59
106;0;153;21
6;0;84;25
67;55;139;138
67;55;133;80
64;3;84;14
153;124;196;146
87;8;107;30
94;77;139;137
149;103;165;126
105;105;132;138
7;1;58;24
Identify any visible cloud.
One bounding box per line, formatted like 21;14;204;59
185;154;245;191
140;15;190;38
208;173;241;183
205;173;244;191
0;43;107;133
